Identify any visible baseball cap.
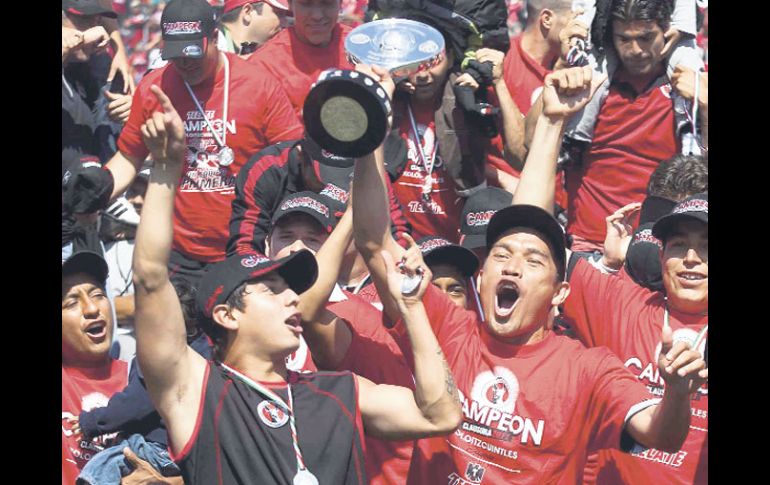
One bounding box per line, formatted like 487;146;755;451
459;187;513;250
639;195;677;225
223;0;290;14
160;0;217;60
417;236;479;278
302;135;356;187
62;249;109;284
197;250;318;318
62;0;118;18
624;222;664;292
486;205;567;281
272;191;337;234
652;193;708;242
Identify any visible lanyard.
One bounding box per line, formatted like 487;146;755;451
183;53;230;149
406;102;437;179
220;364;317;483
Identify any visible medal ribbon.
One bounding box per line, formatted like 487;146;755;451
183;53;230;150
406;102;437;187
220;364;311;473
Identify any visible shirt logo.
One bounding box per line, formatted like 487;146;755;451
257;401;289;428
472;367;519;414
465;462;486;483
163;21;202;36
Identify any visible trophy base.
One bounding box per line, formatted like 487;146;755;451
303;70;392;159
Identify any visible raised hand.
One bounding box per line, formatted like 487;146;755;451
381;233;432;310
602;202;642;270
140;85;186;168
541;66;607;119
657;324;708;396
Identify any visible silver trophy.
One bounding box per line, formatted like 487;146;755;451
303;19;445;159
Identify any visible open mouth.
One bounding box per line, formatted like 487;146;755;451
677;271;706;285
285;313;303;334
84;321;107;341
495;282;520;318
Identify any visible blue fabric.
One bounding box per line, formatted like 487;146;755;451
76;434;179;485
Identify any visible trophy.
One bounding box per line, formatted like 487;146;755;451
303;19;445;160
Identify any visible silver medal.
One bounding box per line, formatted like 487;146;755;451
293;469;320;485
401;273;423;294
219;146;235;166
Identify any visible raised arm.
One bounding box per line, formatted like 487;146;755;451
625;324;707;451
132;85;207;453
351;65;409;322
357;247;462;440
297;207;355;369
513;66;604;212
476;48;527;171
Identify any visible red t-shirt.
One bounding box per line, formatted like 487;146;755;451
565;74;679;249
331;295;416;485
118;53;303;262
492;36;568;208
394;104;463;242
62;360;129;478
399;285;655;484
248;24;354;118
564;258;708;484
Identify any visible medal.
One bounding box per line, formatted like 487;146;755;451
293;469;320;485
398;259;424;294
219;146;235;166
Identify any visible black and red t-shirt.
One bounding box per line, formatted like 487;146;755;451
228;141;410;255
174;362;367;485
397;285;656;484
564;257;708;485
565;73;679;251
62;360;129;481
248;24;354;117
118;53;303;262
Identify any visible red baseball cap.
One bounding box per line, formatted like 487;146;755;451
223;0;290;14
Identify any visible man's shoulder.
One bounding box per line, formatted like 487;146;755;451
239;139;300;181
249;29;292;63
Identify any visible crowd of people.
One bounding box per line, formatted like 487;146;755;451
62;0;708;484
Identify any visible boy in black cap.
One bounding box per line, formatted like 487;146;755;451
130;81;462;484
64;0;303;288
353;62;707;483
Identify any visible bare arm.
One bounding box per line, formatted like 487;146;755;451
106;150;144;200
625;324;707;452
513;66;604;212
351;65;408;323
298;207;354;369
357;248;461;440
476;48;527;171
132;86;207;454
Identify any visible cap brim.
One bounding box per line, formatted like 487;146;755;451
65;6;117;18
162;39;205;60
425;246;480;277
264;0;291;11
651;212;708;241
486;205;566;278
273;250;318;295
460;233;487;251
63;250;109;283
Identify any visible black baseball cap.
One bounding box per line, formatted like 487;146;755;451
197;250;318;318
160;0;217;60
652;193;708;242
624;222;664;292
63;0;117;18
639;195;677;225
459;187;513;250
62;250;109;284
417;236;479;278
272;191;338;234
486;205;567;281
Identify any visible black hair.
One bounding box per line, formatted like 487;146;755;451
197;281;249;361
647;154;708;202
593;0;673;56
